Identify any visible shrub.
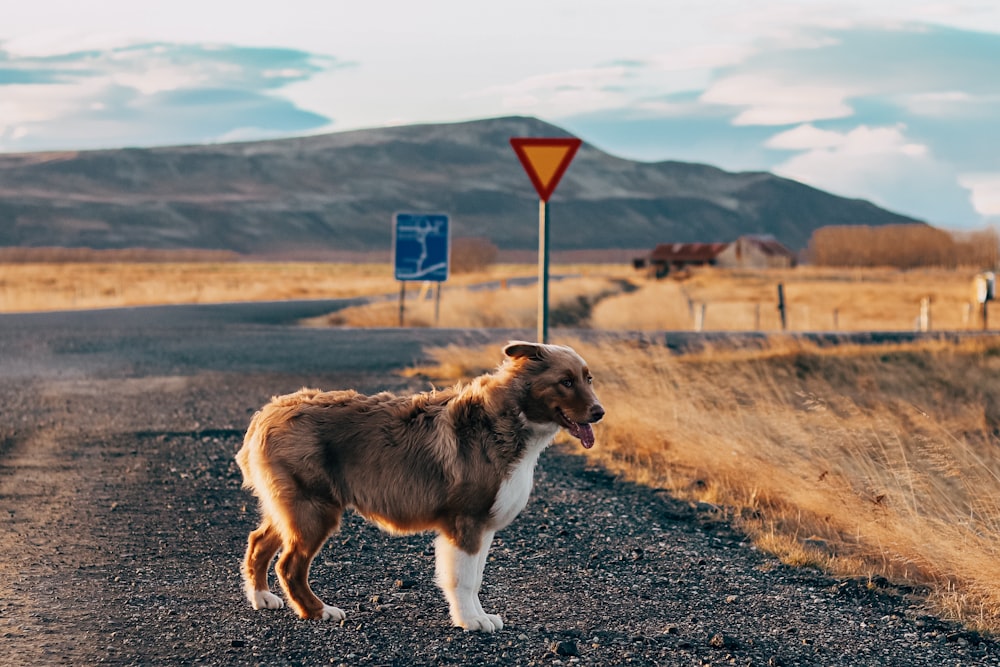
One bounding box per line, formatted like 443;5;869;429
808;224;998;269
449;237;498;274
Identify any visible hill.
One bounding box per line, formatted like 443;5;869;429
0;116;921;255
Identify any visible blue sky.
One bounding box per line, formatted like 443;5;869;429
2;1;999;229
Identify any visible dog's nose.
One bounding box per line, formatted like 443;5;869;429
590;404;605;422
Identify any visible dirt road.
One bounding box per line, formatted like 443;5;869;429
1;303;997;665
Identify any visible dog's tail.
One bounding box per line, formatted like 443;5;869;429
237;388;324;496
236;409;267;492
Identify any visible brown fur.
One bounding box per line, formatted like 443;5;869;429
236;341;604;625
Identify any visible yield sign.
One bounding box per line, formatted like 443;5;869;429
509;137;582;202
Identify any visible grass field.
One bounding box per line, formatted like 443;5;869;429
409;335;1000;632
0;262;393;311
2;262;991;333
0;262;546;313
593;266;987;332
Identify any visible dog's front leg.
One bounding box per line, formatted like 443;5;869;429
434;531;502;632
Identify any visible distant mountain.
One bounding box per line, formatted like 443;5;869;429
0;116;922;255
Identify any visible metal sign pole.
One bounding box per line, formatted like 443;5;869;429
398;282;406;327
435;283;442;326
509;137;581;344
538;199;550;343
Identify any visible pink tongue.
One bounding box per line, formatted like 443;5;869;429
566;421;596;449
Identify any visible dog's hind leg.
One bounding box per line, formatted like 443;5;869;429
243;520;284;610
274;503;345;621
434;530;503;632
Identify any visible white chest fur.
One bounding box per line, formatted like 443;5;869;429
489;424;558;530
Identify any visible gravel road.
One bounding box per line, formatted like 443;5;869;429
1;302;998;666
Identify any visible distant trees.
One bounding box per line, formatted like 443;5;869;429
808;224;999;269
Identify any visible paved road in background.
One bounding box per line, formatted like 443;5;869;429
0;299;507;380
1;301;998;665
1;298;985;381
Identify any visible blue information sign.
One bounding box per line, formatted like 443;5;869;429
393;213;450;282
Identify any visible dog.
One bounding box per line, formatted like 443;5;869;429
236;340;604;632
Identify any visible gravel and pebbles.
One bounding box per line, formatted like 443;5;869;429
1;306;998;665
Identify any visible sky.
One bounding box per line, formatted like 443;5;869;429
2;1;1000;230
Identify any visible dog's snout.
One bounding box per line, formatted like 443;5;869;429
590;404;605;423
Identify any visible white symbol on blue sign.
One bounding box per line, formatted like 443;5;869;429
393;213;450;282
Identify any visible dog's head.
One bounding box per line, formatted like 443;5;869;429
503;341;605;449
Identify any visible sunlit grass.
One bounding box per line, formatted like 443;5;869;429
305;275;630;329
592;266;985;332
2;263;988;335
411;335;1000;632
0;261;633;314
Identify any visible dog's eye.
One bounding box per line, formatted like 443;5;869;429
586;376;593;385
560;379;574;388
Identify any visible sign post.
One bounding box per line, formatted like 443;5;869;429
393;213;450;327
510;137;582;343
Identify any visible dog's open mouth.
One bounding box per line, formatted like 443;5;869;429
557;408;596;449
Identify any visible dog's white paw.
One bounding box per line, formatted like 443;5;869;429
251;590;284;610
458;613;504;633
321;605;346;622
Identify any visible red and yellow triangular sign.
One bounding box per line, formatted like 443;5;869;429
510;137;582;202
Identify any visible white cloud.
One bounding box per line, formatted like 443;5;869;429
773;124;976;226
898;90;1000;117
958;173;1000;216
767;124;929;158
0;42;333;151
646;42;756;72
765;124;846;150
700;74;856;125
0;82;96;129
468;65;636;116
2;29;138;57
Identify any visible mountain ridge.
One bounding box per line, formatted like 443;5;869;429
0;116;922;254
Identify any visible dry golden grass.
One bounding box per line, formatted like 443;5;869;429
306;274;630;329
411;336;1000;632
0;261;632;315
295;264;987;332
3;262;990;336
0;262;401;312
594;266;987;332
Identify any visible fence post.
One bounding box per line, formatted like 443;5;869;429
694;303;706;332
919;297;931;332
777;283;787;331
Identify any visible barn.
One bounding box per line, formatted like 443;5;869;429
716;236;797;270
635;235;796;278
635;242;728;278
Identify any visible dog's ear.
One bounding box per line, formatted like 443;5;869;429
504;341;545;361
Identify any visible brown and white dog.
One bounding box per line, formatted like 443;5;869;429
236;341;604;632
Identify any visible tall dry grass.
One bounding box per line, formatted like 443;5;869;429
0;262;403;312
4;262;990;336
592;267;987;332
411;336;1000;631
305;266;631;329
0;261;630;315
304;272;634;329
